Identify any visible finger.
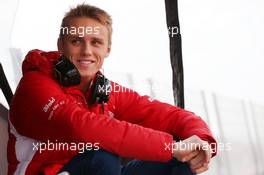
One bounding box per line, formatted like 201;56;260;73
177;140;200;151
202;144;212;163
189;152;205;169
182;150;199;162
192;164;209;174
190;162;209;171
191;162;204;171
198;140;212;162
185;135;200;143
181;135;200;148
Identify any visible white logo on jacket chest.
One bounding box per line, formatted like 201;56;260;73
108;111;114;118
43;97;55;112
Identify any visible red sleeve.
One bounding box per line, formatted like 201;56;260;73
10;72;173;161
113;85;217;156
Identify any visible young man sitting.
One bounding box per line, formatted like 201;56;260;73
8;4;217;175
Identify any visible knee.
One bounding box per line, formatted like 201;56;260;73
170;158;195;175
92;149;120;164
90;149;121;174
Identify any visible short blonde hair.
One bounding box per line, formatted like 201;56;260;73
60;3;113;46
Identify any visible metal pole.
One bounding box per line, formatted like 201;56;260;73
164;0;184;108
0;63;13;107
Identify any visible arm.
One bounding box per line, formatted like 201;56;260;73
113;85;217;156
10;72;173;161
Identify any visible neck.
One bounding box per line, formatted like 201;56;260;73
78;77;92;94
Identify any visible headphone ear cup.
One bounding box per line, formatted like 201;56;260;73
90;73;110;104
53;56;81;86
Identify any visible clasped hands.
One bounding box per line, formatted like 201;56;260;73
172;135;213;174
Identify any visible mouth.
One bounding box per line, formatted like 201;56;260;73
77;59;96;66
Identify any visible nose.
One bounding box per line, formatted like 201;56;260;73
81;41;92;57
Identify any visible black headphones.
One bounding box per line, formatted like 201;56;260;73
53;55;81;87
54;55;111;112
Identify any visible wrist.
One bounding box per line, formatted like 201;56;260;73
172;140;178;157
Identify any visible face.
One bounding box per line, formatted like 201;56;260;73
58;17;111;82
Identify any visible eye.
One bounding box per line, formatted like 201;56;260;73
71;38;81;46
92;39;102;46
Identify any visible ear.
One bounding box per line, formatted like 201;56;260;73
57;38;63;54
105;46;111;58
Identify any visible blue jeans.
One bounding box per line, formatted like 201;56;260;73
58;149;196;175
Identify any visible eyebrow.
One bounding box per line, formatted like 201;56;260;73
67;35;105;43
91;37;104;42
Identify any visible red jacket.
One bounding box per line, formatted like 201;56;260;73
8;49;216;175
